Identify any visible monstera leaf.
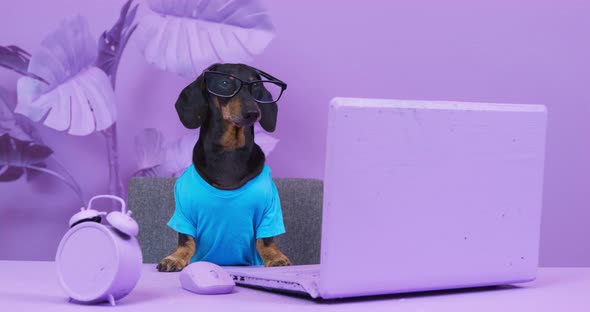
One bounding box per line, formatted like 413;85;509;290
0;134;52;182
159;133;196;177
15;16;117;136
0;91;82;195
0;132;83;204
133;128;166;177
133;128;194;177
96;0;138;87
0;91;48;182
134;125;279;177
0;90;30;141
0;45;48;84
135;0;275;77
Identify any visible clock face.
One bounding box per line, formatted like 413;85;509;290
56;222;118;300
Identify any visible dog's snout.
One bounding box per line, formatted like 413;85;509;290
244;110;260;122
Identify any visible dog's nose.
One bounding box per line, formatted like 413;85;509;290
244;111;260;122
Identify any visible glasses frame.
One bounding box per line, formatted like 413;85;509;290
202;68;287;104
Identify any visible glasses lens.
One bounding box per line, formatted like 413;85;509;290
251;81;284;103
206;72;240;97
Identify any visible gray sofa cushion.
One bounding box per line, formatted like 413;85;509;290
128;178;177;264
127;177;323;265
272;178;323;265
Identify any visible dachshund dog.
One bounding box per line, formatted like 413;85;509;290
157;63;291;272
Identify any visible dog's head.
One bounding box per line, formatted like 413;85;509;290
174;63;286;132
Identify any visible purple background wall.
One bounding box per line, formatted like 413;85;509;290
1;0;588;266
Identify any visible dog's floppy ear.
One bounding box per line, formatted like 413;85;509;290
257;86;278;132
258;102;278;132
175;73;208;129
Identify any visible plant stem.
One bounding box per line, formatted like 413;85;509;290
99;8;138;203
24;165;85;206
102;123;125;200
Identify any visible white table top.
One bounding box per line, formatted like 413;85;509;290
0;261;588;312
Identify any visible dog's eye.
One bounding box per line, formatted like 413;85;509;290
218;79;231;89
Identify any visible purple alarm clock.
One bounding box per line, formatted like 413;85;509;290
55;195;143;306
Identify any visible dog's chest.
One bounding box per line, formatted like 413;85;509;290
183;182;269;227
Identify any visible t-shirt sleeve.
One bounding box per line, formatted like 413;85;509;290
256;181;286;239
167;179;197;238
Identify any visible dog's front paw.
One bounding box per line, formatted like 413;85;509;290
157;256;188;272
264;254;292;267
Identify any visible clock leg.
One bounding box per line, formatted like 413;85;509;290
108;294;116;306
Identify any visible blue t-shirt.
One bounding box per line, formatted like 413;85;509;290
167;164;285;266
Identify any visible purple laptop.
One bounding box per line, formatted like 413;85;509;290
225;97;548;299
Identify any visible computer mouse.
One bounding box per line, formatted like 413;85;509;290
179;261;235;295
